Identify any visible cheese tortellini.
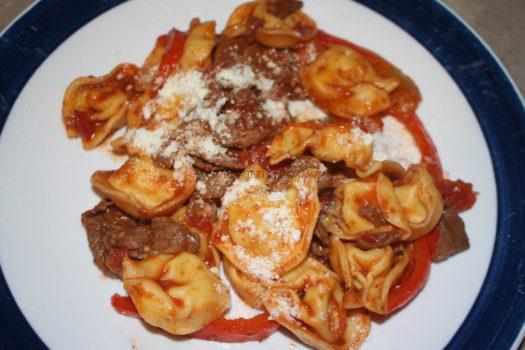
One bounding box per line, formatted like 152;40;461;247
323;166;442;243
224;0;317;48
62;64;138;149
91;156;196;219
213;164;320;283
323;173;410;242
330;240;410;314
300;45;400;118
223;257;266;309
394;165;444;240
266;123;375;172
179;21;216;70
123;253;230;335
263;258;371;350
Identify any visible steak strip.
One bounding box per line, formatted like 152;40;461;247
82;200;200;278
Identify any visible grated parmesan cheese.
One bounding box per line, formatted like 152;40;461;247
351;127;374;146
142;100;157;120
268;295;299;321
125;122;174;156
263;100;288;123
233;245;279;282
216;64;256;90
216;64;274;93
287;100;326;122
268;192;286;202
261;203;301;244
222;177;263;206
157;70;209;117
372;116;421;169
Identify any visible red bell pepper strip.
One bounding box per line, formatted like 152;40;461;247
111;294;141;319
154;28;187;88
385;228;438;314
189;313;280;342
111;294;279;342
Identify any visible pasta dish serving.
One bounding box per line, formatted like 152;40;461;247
61;0;477;348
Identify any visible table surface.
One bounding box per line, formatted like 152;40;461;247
0;0;524;349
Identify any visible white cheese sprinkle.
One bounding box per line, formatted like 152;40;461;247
216;64;256;90
222;177;263;206
263;100;287;123
372;116;421;169
351;127;374;146
125;122;174;156
269;295;299;321
157;70;209;116
216;64;274;93
233;245;279;282
287;100;327;122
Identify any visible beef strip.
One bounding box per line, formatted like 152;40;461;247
267;156;342;191
180;120;246;169
267;0;303;19
211;87;276;148
354;230;402;250
185;193;218;231
432;203;470;262
196;171;238;200
81;200;200;278
357;205;387;227
313;220;331;246
192;157;225;172
309;221;332;263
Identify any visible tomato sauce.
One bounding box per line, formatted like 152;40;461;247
74;111;98;141
439;178;478;212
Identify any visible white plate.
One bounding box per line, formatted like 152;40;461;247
0;0;497;349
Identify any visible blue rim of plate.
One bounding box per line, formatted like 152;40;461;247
1;0;524;348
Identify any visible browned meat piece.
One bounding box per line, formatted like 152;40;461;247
309;239;331;263
192;157;225;172
354;231;402;250
181;121;246;169
214;28;306;100
267;156;342;191
196;171;238;200
309;221;331;263
212;88;275;148
81;200;200;278
267;0;303;19
357;205;387;227
313;221;331;247
432;204;470;262
186;194;218;226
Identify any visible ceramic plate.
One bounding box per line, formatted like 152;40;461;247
0;0;523;349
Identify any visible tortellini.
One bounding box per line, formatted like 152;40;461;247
122;253;230;335
266;123;375;172
213;164;320;283
116;21;216;131
263;258;370;350
91;156;196;219
300;45;400;118
394;165;444;240
323;173;411;242
223;257;266;310
179;21;216;70
224;0;317;48
329;240;410;314
323;166;442;243
62;64;138;149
